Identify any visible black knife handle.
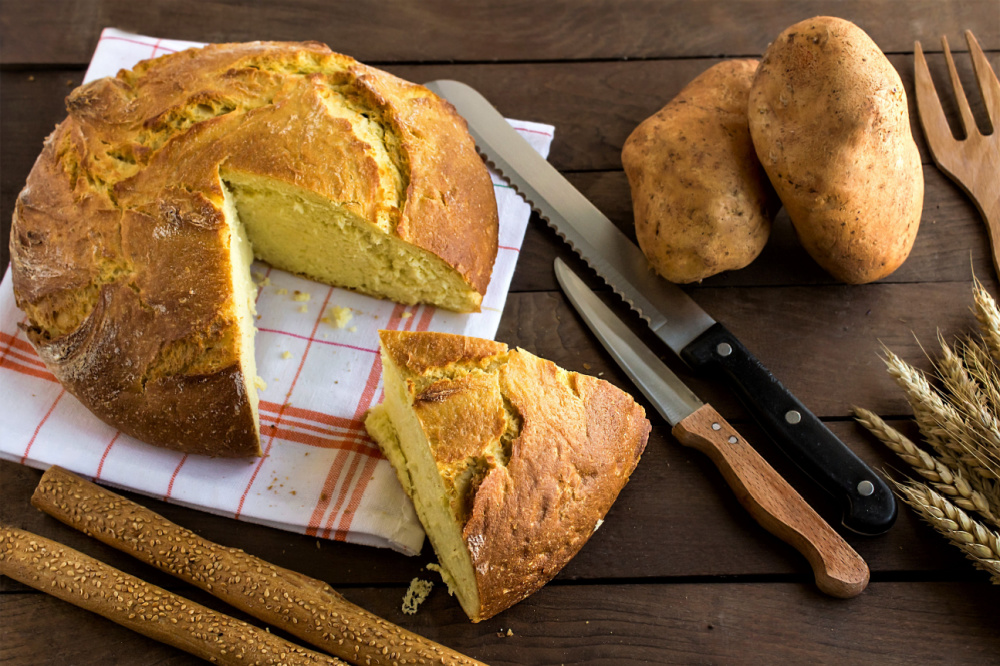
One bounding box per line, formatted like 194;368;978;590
680;322;896;535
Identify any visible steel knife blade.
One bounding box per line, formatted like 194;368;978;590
555;258;869;598
427;78;896;535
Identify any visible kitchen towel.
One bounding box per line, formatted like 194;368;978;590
0;28;553;555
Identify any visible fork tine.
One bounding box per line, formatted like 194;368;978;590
965;30;1000;131
941;35;978;138
914;40;958;159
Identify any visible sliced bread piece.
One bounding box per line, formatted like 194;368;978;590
365;330;650;621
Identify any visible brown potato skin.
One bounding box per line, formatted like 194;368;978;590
622;59;779;284
748;16;923;284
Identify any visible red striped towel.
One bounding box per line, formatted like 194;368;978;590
0;29;554;554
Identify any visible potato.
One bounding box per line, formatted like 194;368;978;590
622;60;779;284
747;16;923;284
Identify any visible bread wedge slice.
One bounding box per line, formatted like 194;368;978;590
365;330;650;621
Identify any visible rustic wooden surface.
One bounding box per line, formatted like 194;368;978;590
3;1;1000;663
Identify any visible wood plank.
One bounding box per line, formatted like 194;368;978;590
386;51;999;172
2;50;996;178
1;66;994;279
4;580;998;664
0;277;980;454
495;281;993;420
508;165;990;293
0;412;979;593
1;0;997;65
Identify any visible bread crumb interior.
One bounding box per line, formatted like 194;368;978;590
223;172;480;312
365;345;525;622
222;182;262;440
368;355;482;620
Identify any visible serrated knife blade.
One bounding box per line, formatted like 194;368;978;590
424;79;715;353
427;78;896;536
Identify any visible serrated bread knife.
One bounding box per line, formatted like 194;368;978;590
425;79;896;535
555;258;869;598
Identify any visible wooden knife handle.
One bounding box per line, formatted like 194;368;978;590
672;404;870;598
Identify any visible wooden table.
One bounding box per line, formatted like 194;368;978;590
3;1;999;663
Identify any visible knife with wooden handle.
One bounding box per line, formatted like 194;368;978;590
554;258;869;598
426;78;896;536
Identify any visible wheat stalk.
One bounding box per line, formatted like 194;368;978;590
883;350;982;472
936;332;984;409
853;407;1000;528
973;278;1000;363
855;281;1000;582
935;335;1000;477
893;480;1000;583
959;337;1000;422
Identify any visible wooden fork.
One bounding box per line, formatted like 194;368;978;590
914;31;1000;276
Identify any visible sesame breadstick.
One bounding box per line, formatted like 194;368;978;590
0;525;344;666
31;466;486;666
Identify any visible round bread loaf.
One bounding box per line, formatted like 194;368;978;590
9;41;499;456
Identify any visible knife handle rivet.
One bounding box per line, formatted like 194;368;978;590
728;435;738;444
716;342;733;357
785;410;802;424
712;422;722;431
857;480;875;497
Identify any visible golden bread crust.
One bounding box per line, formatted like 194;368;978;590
379;329;508;376
9;42;497;456
466;349;649;619
373;330;650;621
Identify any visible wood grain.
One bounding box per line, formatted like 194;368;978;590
914;33;1000;279
4;580;999;665
1;0;997;66
495;280;993;420
4;4;999;662
672;405;869;598
0;415;979;594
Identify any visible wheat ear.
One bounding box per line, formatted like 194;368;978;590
884;349;1000;510
974;279;1000;363
935;335;1000;475
893;480;1000;582
853;407;1000;528
959;337;1000;423
884;350;972;463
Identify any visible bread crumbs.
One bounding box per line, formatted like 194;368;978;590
298;305;308;313
292;290;310;302
401;312;413;319
402;578;434;615
323;305;353;329
275;288;288;295
281;351;292;359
